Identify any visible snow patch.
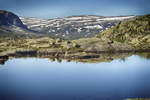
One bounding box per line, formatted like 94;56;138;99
84;25;103;29
98;16;135;21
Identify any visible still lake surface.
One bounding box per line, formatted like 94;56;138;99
0;55;150;100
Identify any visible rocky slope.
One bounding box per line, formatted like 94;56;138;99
0;10;43;38
0;10;27;28
20;15;135;39
96;14;150;49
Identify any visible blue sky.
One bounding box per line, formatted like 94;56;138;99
0;0;150;18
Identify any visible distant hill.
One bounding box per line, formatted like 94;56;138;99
20;15;135;39
0;10;136;40
96;14;150;49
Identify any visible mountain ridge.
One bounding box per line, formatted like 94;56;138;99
20;15;135;39
0;10;136;40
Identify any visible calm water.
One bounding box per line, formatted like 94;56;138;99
0;55;150;100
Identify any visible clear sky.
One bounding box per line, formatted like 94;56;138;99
0;0;150;18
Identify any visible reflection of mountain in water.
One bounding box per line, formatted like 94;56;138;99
137;53;150;59
1;51;150;65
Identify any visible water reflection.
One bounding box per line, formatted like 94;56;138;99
0;55;150;100
1;51;150;65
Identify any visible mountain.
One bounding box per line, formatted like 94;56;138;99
0;10;42;39
0;10;137;40
0;10;136;40
0;10;27;28
20;15;135;39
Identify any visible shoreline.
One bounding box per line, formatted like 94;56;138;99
0;50;150;65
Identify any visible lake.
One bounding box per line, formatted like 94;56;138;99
0;54;150;100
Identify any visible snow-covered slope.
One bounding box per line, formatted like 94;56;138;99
20;15;135;39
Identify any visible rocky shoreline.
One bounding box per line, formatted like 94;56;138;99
1;49;150;65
